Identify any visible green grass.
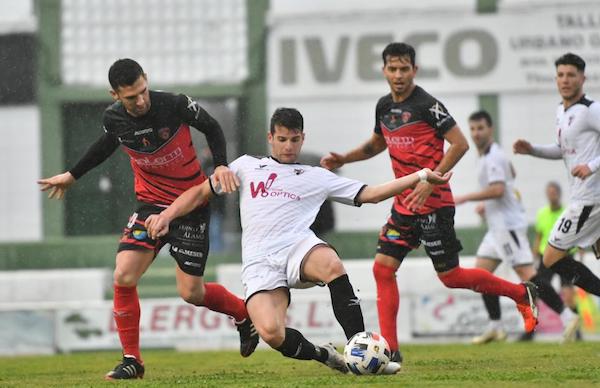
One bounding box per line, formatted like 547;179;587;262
1;343;600;387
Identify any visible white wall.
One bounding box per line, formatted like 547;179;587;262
0;106;41;241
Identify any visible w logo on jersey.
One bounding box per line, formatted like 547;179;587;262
250;173;277;198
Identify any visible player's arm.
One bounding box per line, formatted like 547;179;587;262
37;132;119;199
454;182;505;205
146;179;215;239
179;95;238;192
513;139;562;160
357;169;451;204
404;125;468;211
320;132;387;170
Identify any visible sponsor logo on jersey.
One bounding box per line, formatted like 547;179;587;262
428;102;448;120
294;168;305;175
134;147;184;167
158;127;171;140
385;228;400;240
134;128;153;136
384;135;414;149
249;173;302;200
401;111;412;123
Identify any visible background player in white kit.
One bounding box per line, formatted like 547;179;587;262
514;52;600;299
455;111;578;344
144;108;451;375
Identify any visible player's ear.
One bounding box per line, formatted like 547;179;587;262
109;89;119;101
267;131;273;144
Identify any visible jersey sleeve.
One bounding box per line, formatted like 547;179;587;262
485;152;507;185
373;97;386;135
318;168;366;206
69;116;120;179
586;103;600;173
423;98;457;137
176;94;228;167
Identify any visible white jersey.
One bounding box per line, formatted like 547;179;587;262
556;96;600;204
224;155;365;261
477;143;526;230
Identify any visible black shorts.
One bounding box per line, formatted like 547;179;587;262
118;202;211;276
377;206;463;272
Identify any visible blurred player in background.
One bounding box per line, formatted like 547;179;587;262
38;59;258;380
514;53;600;302
520;181;582;341
321;43;538;363
454;111;579;344
145;107;453;375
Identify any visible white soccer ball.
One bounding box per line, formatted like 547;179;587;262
343;331;391;375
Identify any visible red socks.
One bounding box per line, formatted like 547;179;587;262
438;266;526;302
113;284;142;362
373;261;399;351
202;283;249;322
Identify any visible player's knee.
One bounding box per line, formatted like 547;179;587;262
373;261;395;280
321;258;346;283
437;267;461;288
256;321;285;348
113;268;138;287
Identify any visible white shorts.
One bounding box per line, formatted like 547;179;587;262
241;234;328;301
476;228;534;267
549;203;600;251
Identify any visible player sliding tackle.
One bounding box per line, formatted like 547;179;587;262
145;107;449;374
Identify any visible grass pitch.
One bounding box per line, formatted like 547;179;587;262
1;342;600;387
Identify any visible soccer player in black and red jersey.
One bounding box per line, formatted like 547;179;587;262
38;59;257;380
321;43;538;363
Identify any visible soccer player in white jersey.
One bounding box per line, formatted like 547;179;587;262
455;111;579;344
514;53;600;299
144;108;452;375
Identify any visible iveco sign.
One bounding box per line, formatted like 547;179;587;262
268;8;600;97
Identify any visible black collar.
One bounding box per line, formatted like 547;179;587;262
269;156;300;165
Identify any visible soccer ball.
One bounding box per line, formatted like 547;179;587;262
343;331;391;375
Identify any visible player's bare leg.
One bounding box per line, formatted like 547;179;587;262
372;253;403;362
247;289;347;373
105;249;154;380
175;267;258;357
471;258;507;345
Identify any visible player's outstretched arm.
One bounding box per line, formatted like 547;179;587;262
146;179;214;239
320;133;387;170
514;139;562;160
37;172;76;200
357;168;451;204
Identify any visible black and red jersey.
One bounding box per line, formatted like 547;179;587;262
70;90;227;207
374;86;456;215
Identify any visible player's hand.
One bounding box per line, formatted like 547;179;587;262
453;194;467;205
213;165;240;193
320;152;345;170
37;172;75;200
475;202;485;218
425;169;452;185
403;181;433;212
513;139;533;155
572;164;593;179
145;213;170;240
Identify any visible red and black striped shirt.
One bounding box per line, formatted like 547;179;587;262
70;91;227;207
374;86;456;215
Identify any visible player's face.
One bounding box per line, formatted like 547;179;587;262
268;125;305;164
546;185;561;207
556;64;585;101
382;55;417;97
111;75;151;117
469;118;493;150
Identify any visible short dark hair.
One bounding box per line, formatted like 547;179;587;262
546;181;562;195
382;42;416;66
108;58;145;90
270;107;304;133
468;110;493;127
555;53;586;72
